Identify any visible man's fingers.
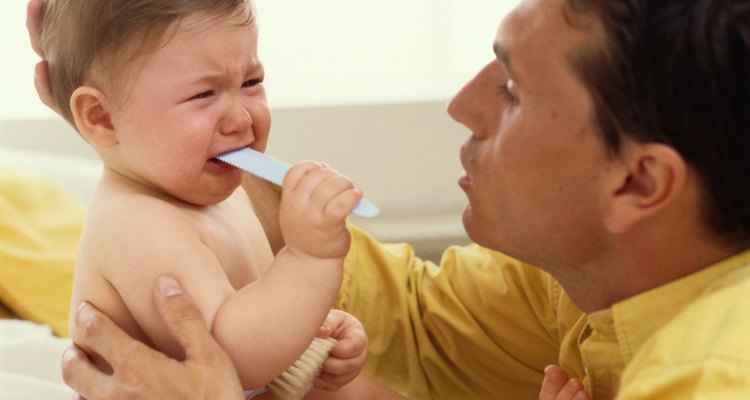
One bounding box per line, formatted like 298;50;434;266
153;276;215;358
61;345;111;400
33;60;63;115
27;0;65;117
26;0;44;57
73;302;146;367
33;61;51;101
152;276;243;395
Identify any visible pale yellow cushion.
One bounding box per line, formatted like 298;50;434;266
0;166;83;337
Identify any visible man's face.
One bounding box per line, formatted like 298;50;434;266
449;0;613;268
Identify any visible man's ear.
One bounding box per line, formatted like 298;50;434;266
70;86;118;148
603;143;687;234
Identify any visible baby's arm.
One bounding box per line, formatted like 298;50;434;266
213;162;362;388
93;162;360;389
539;365;590;400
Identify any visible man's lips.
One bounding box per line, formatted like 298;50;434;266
458;170;471;189
458;144;472;189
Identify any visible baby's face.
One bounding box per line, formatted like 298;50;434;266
106;8;269;206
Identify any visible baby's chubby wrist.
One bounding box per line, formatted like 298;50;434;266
274;247;346;295
282;224;352;260
284;246;348;269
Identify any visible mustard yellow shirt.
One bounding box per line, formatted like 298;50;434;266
2;165;750;398
617;252;750;399
338;226;750;399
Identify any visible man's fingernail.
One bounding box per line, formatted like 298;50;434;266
75;302;96;328
77;302;92;319
158;276;183;296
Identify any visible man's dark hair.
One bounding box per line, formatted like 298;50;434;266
566;0;750;246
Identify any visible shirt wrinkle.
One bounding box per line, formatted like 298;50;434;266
338;225;750;399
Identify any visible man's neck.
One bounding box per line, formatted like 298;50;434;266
553;237;740;313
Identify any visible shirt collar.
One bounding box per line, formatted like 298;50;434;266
592;249;750;363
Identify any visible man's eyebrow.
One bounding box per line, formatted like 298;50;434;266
493;43;519;82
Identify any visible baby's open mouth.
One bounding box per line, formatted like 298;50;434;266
208;157;233;169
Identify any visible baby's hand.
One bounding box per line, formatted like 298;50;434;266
314;309;368;392
279;162;362;259
539;365;589;400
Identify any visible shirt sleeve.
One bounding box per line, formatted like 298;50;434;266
335;225;563;399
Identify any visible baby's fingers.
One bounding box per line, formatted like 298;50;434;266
540;365;589;400
540;365;568;400
328;327;367;360
556;380;588;400
322;186;362;221
284;163;345;210
282;161;327;191
319;309;368;359
304;169;362;221
285;162;361;220
320;354;364;380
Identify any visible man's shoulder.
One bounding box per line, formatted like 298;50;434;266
625;259;750;375
619;260;750;397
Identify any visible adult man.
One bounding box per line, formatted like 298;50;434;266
29;0;750;398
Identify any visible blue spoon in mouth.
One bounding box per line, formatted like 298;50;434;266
217;148;380;218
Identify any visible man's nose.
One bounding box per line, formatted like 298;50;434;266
446;60;499;139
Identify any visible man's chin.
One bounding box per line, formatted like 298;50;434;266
461;206;485;243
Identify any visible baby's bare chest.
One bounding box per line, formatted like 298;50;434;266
199;206;274;289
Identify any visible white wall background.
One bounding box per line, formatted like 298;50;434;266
0;0;519;118
0;0;521;259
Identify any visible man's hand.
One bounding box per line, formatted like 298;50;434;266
61;276;245;400
26;0;63;115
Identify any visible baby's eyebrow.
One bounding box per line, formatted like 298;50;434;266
189;61;265;85
246;61;264;76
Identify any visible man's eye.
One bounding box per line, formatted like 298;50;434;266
242;79;263;88
498;81;518;104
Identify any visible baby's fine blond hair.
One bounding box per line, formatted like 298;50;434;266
40;0;254;125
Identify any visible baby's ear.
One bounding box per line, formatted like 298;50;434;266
70;86;118;148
